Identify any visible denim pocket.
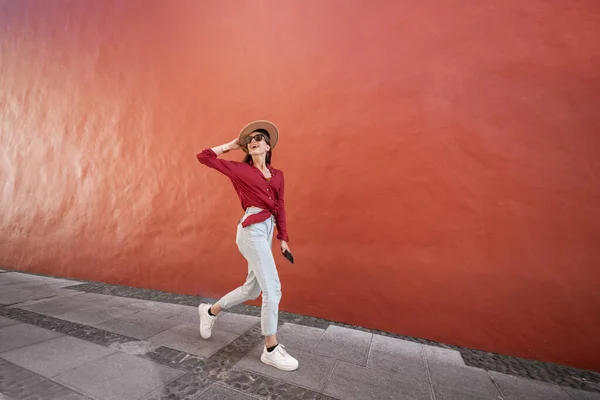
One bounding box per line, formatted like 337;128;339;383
236;213;251;246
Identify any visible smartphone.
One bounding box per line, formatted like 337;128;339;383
282;249;294;264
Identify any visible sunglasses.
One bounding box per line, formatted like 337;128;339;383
245;133;269;145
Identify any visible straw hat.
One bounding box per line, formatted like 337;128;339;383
238;120;279;153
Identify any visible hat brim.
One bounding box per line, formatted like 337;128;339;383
238;120;279;153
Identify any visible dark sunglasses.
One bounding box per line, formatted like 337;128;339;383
245;133;269;145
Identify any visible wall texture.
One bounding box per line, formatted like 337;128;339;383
1;0;599;371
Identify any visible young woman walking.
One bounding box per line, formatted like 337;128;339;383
196;120;298;372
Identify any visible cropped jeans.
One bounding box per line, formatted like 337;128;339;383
215;207;281;336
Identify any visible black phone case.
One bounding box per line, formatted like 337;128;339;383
283;250;294;264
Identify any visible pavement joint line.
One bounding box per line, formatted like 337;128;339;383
488;370;507;400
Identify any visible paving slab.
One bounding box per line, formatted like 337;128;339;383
0;272;47;283
93;295;146;308
213;313;260;335
22;276;76;285
169;309;260;336
15;281;77;290
490;371;571;400
166;307;202;324
423;344;465;366
149;323;239;358
274;323;325;352
429;362;501;399
126;299;161;308
54;305;143;326
55;351;184;400
433;384;502;400
132;303;191;320
97;312;182;339
0;323;63;353
313;325;372;366
0;276;23;284
129;299;190;311
27;287;75;299
367;334;428;381
108;340;160;356
70;292;119;303
0;289;56;305
47;288;84;298
562;387;600;400
195;384;257;399
4;289;82;308
0;316;20;329
0;281;52;290
0;335;116;378
235;344;336;392
0;357;90;400
324;360;432;400
15;296;96;316
0;273;73;287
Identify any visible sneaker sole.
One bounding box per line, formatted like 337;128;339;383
260;354;299;372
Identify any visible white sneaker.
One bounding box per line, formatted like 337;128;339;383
260;344;299;371
198;303;217;339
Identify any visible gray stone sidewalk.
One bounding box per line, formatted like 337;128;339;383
0;270;598;400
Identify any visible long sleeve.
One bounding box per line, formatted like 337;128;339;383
196;148;237;178
275;172;290;242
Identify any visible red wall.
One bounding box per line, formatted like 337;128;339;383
1;0;599;371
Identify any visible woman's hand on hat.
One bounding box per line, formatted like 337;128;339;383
228;138;241;150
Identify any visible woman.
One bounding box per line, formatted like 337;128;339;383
195;120;299;372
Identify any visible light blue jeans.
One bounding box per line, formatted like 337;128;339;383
215;207;282;336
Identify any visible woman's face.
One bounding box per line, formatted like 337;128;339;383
247;132;270;156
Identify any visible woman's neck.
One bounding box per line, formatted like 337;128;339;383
252;154;267;170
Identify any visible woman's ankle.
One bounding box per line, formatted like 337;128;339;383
265;334;278;348
210;304;222;315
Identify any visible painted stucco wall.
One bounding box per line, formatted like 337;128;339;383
1;0;599;371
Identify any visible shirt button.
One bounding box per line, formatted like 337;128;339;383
266;188;269;191
269;197;272;199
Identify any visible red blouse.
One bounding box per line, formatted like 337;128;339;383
196;148;289;242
